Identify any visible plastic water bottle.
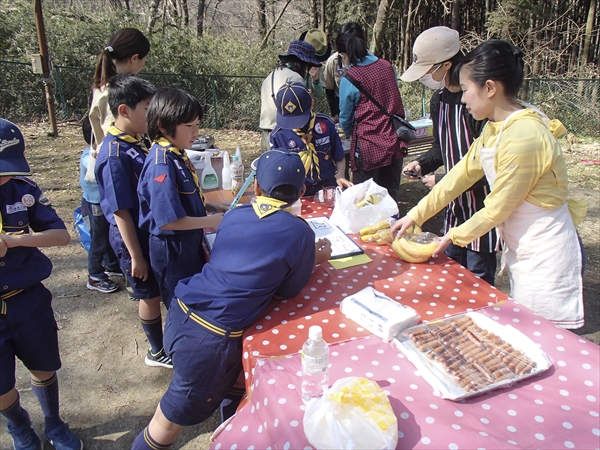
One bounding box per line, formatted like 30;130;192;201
301;325;329;402
221;151;232;190
231;154;244;195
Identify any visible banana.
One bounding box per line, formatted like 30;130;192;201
391;234;438;263
377;228;393;243
360;233;379;242
358;220;391;236
354;194;382;208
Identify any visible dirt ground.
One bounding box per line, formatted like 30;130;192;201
0;122;598;450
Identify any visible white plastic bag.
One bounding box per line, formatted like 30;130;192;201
303;377;398;449
329;179;398;234
83;151;97;184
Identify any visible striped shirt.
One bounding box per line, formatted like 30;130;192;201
416;88;495;252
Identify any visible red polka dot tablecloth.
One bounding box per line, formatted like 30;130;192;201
240;199;509;392
212;301;600;450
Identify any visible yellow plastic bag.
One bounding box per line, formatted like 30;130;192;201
303;377;398;449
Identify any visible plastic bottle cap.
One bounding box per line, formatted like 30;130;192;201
308;325;322;341
232;155;239;161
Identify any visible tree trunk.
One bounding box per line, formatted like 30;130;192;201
372;0;392;56
147;0;162;34
582;0;597;65
256;0;267;37
196;0;205;36
451;0;460;30
261;0;294;48
403;0;414;71
311;0;319;28
181;0;188;27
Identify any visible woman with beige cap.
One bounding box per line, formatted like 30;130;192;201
301;28;331;99
400;26;497;286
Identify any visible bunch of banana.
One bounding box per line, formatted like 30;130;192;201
354;194;382;208
359;220;394;244
391;233;438;263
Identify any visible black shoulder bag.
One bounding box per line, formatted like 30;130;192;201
344;74;417;144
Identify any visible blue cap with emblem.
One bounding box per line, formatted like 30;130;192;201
0;119;31;176
254;149;305;197
275;81;313;130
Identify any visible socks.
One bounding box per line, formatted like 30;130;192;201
219;387;245;422
0;393;30;430
140;316;164;354
131;427;172;450
31;373;64;433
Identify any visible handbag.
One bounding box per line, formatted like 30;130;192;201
345;74;417;143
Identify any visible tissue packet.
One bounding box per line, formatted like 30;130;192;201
340;287;420;341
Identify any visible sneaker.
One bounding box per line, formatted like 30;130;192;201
86;277;119;294
45;423;82;450
7;420;41;450
145;348;173;369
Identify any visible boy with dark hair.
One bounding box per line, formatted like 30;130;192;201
132;150;332;449
270;81;352;196
0;119;82;450
80;116;121;293
95;74;173;369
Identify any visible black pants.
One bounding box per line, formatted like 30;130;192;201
352;157;403;203
81;198;120;279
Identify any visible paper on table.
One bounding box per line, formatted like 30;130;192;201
305;216;364;259
329;253;372;269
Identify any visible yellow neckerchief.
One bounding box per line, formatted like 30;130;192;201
294;113;321;181
154;137;205;204
106;123;149;154
251;195;292;219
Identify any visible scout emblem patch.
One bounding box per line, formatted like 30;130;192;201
287;139;297;148
38;194;51;206
315;122;327;135
154;174;167;183
285;101;297;114
21;194;35;207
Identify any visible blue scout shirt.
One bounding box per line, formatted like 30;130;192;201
270;113;345;191
174;203;315;330
95;133;146;225
138;142;207;237
0;177;65;292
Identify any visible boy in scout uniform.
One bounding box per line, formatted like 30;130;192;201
132;150;332;449
270;81;352;196
0;119;82;450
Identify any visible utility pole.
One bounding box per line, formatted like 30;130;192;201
33;0;58;136
320;0;325;31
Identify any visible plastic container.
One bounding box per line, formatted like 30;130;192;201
198;151;219;190
291;199;302;216
301;325;329;403
221;151;232;190
231;154;244;195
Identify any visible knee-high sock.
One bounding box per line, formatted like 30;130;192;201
31;373;63;432
0;393;30;430
131;427;173;450
140;316;163;354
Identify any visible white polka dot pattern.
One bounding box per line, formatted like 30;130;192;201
212;301;600;450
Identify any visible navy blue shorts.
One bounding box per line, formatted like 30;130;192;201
160;299;243;426
109;224;161;300
149;232;206;309
0;284;61;395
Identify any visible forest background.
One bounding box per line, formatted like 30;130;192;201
1;0;599;132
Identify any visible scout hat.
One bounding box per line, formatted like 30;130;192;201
279;40;322;67
254;149;305;196
275;81;312;130
400;26;460;82
300;29;332;62
0;118;31;176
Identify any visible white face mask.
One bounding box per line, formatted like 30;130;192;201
419;64;447;90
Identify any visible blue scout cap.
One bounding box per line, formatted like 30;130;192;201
279;40;322;67
0;119;31;176
275;82;312;130
255;149;305;196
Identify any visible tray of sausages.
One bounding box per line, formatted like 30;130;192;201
392;312;552;400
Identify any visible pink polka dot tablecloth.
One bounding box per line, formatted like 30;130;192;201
212;301;600;449
240;199;509;392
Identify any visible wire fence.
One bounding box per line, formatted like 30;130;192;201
1;60;598;137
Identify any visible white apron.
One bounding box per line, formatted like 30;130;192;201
478;110;584;329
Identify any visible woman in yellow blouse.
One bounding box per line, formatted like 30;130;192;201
392;40;584;329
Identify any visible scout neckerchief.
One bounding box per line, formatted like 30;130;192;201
154;137;205;204
295;112;321;182
251;195;292;219
106;123;149;154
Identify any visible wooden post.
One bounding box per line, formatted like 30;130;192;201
320;0;325;31
33;0;58;136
